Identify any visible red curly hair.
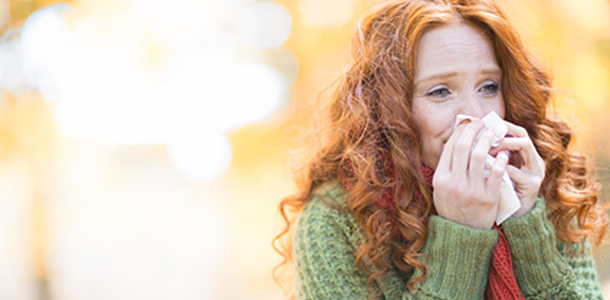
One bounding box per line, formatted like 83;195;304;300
274;0;608;296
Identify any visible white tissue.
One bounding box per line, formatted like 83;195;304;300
454;111;521;224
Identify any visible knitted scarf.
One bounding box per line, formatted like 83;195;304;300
339;164;524;300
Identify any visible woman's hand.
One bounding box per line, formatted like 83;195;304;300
493;122;546;218
432;120;510;230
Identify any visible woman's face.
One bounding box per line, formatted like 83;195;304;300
412;22;505;168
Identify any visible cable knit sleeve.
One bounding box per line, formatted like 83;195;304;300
293;184;604;299
293;183;377;300
402;216;499;300
501;197;604;299
294;182;502;300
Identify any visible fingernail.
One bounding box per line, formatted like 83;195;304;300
458;119;471;126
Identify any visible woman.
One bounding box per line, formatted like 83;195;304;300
274;0;608;299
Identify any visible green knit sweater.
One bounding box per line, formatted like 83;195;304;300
294;181;604;299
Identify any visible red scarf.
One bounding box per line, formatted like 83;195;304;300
339;165;524;300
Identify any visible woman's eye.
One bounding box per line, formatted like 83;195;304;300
426;87;451;98
479;82;500;95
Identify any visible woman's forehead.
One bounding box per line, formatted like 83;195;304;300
413;23;500;84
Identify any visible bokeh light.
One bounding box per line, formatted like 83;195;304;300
237;1;292;49
299;0;355;26
0;0;608;299
4;0;291;180
167;132;232;181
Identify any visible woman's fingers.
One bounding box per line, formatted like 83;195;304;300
433;119;506;230
496;121;546;218
501;122;542;167
486;150;509;191
495;137;532;166
506;163;542;218
469;128;495;187
505;164;527;183
495;137;546;177
504;121;529;138
450;120;485;173
435;120;470;173
435;120;494;190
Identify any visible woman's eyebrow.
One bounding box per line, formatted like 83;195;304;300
414;68;502;87
413;71;459;86
480;68;502;77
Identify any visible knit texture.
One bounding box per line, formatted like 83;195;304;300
485;224;524;300
502;200;605;299
340;164;523;300
294;181;605;300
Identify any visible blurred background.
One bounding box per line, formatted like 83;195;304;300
0;0;609;299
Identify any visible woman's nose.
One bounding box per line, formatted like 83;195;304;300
460;94;486;118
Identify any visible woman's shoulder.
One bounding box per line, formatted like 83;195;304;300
300;180;351;222
297;180;362;242
309;180;350;207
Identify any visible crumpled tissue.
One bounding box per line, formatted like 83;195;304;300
454;111;521;224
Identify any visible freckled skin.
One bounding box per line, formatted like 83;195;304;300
411;23;545;228
412;22;508;229
412;23;505;169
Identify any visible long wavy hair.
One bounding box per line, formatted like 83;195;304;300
274;0;608;296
